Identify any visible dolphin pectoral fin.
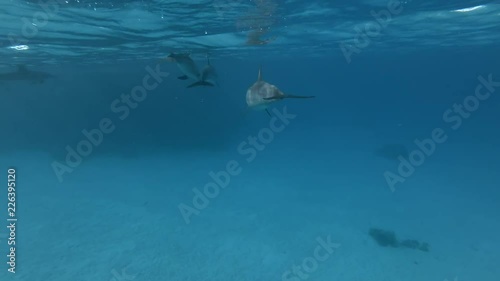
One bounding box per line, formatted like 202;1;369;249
187;81;215;88
263;97;282;101
177;75;188;80
283;94;315;99
263;94;315;100
241;107;272;118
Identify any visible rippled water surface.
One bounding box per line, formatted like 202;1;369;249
1;0;499;64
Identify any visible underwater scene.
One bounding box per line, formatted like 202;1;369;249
1;0;500;280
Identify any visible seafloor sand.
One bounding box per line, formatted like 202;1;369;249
0;140;498;281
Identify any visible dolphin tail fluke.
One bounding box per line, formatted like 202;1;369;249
187;81;215;88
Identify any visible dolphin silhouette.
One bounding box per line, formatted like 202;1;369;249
187;54;218;88
246;30;277;46
164;53;200;81
246;66;314;115
0;65;54;84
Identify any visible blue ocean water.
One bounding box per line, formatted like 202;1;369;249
1;0;500;280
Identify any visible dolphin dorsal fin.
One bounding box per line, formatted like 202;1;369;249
257;66;262;81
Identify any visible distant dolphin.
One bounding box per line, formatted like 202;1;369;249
0;65;54;84
164;53;200;81
187;54;218;88
246;30;277;46
246;67;314;115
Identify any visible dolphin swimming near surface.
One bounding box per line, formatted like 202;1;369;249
187;54;218;88
164;53;200;81
246;66;315;115
0;65;54;84
246;30;277;46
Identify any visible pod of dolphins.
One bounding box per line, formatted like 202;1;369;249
164;52;315;116
1;54;315;116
